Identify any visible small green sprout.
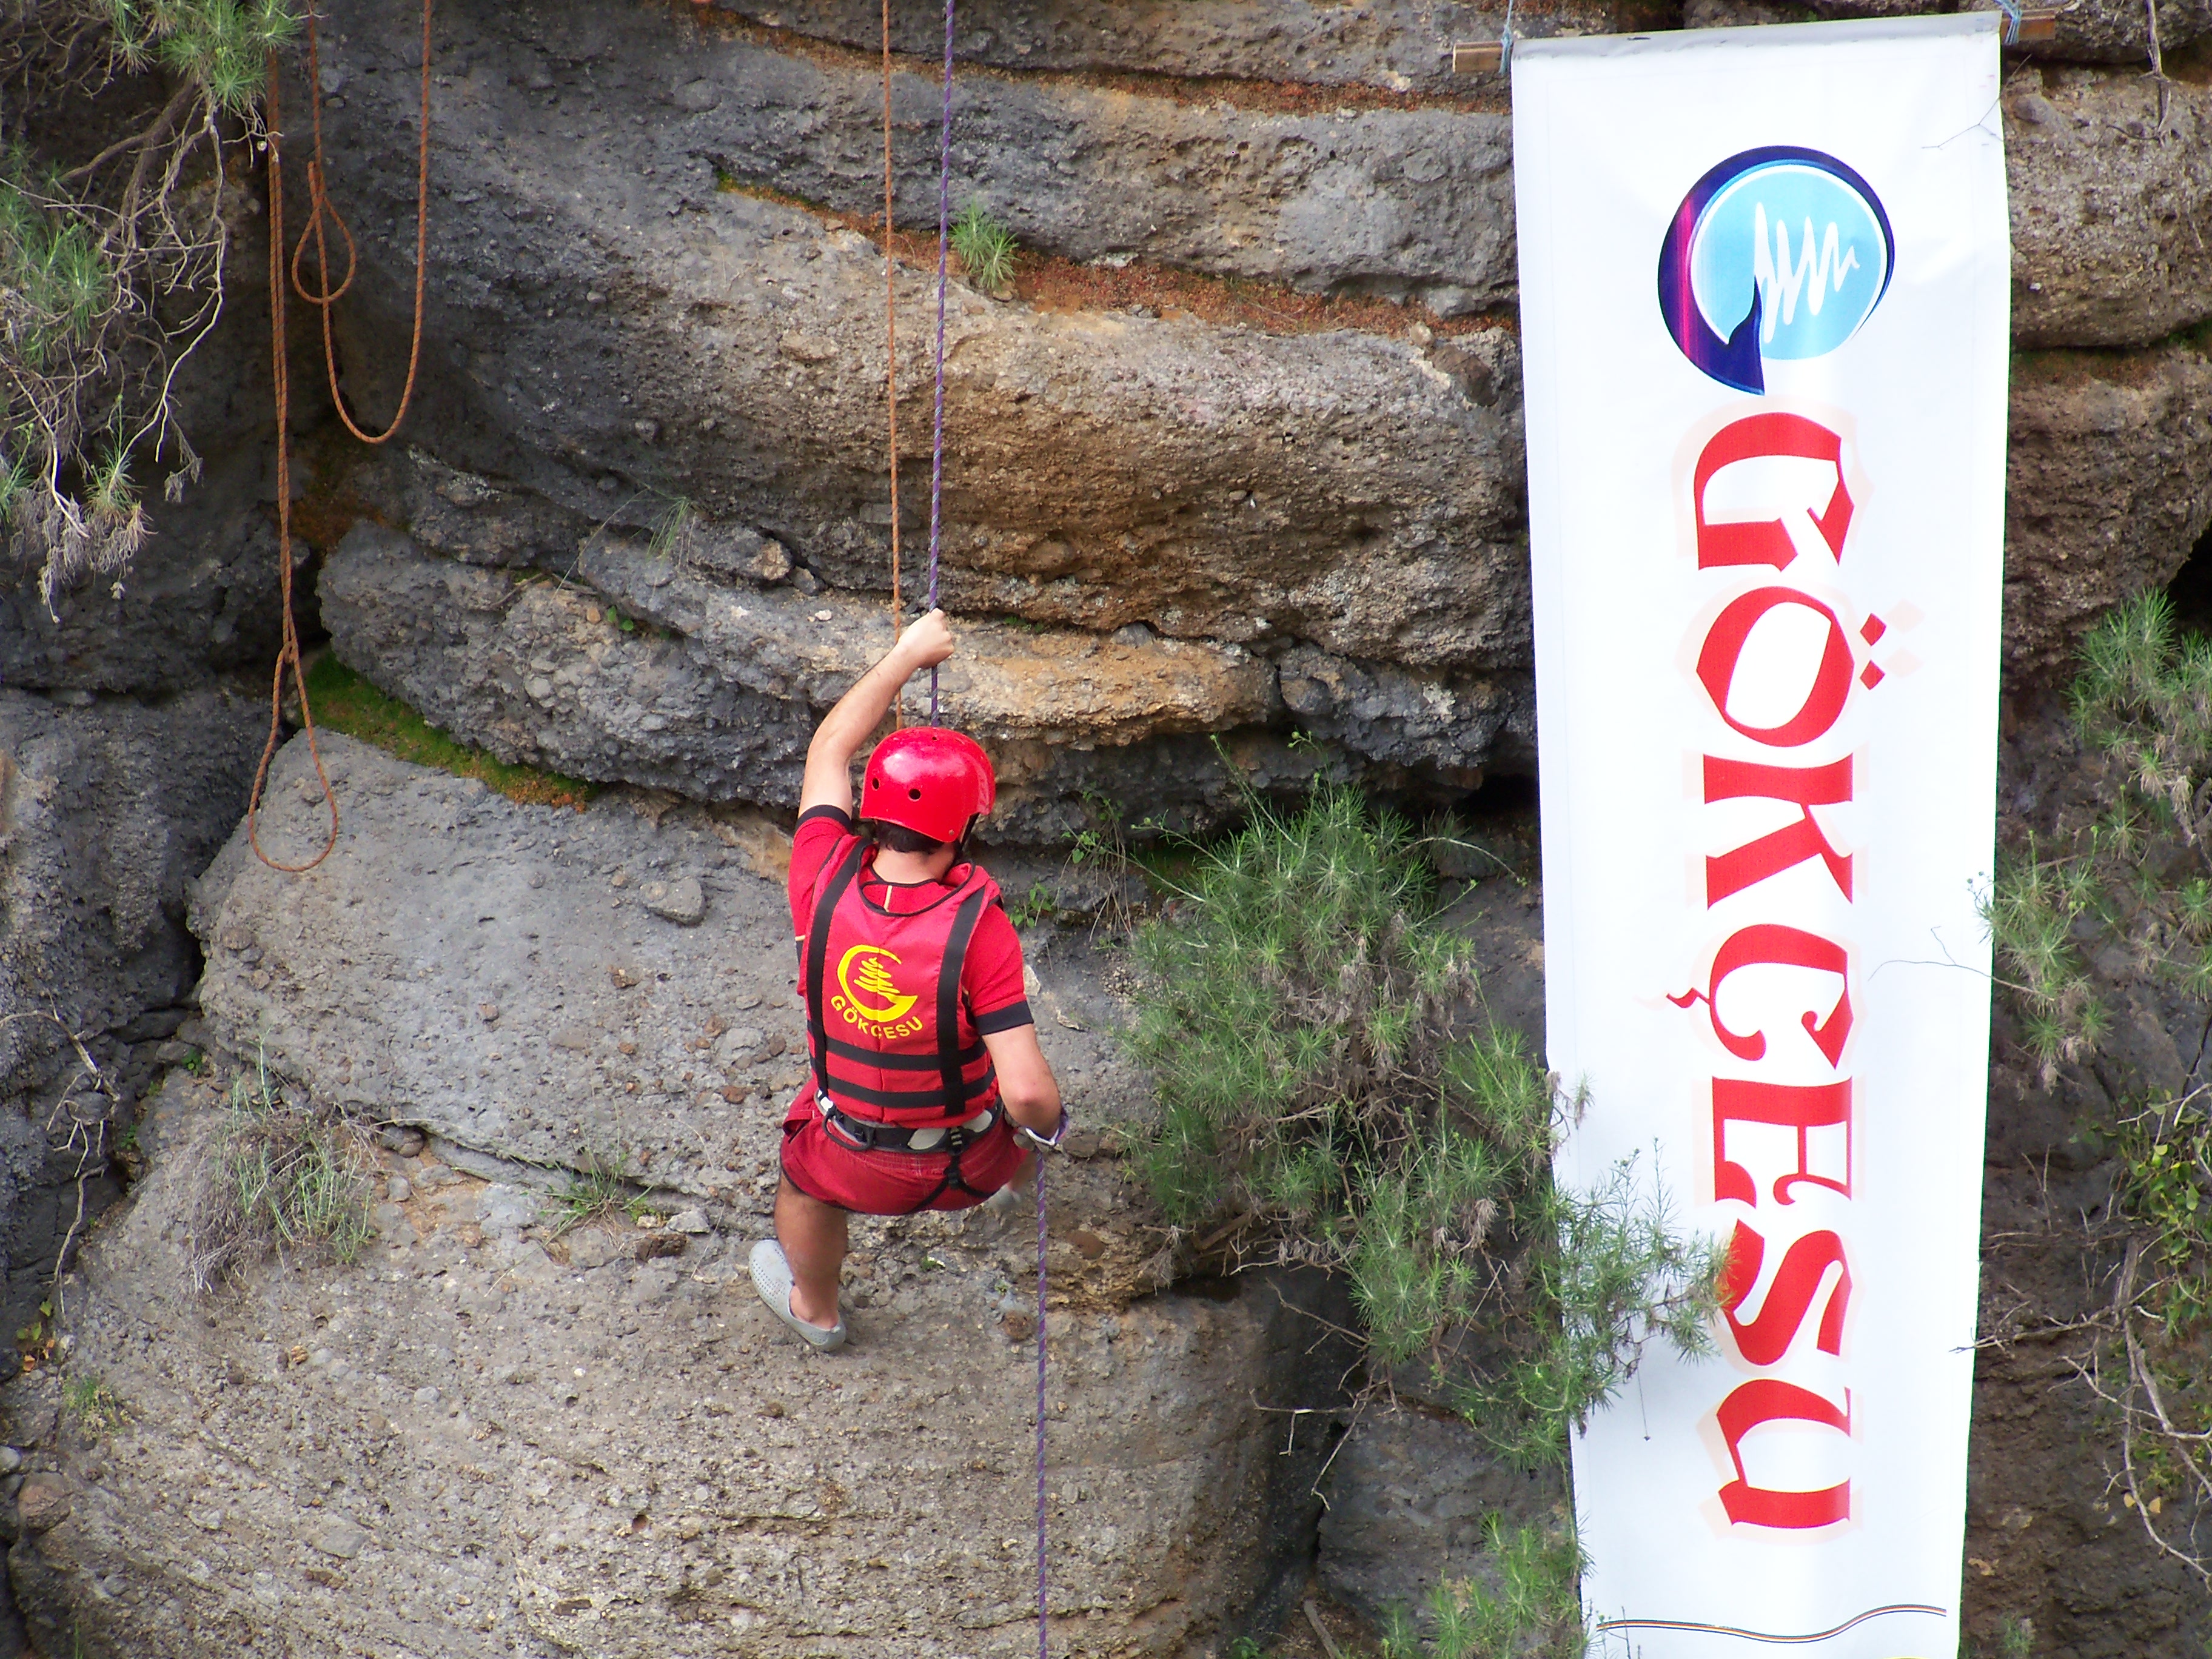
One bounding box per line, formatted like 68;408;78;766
950;200;1017;292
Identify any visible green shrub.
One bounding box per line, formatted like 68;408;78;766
950;200;1017;292
1980;839;2106;1081
2;0;299;609
1981;589;2212;1576
548;1150;651;1236
63;1372;126;1435
109;0;301;112
1128;788;1722;1466
185;1050;374;1291
1378;1518;1585;1659
2115;1094;2212;1338
1983;592;2212;1081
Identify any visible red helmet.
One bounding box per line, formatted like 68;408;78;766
861;726;996;844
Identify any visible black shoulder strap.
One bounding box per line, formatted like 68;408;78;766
937;887;991;1116
804;840;868;1104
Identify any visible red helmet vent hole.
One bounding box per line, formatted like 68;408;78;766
908;786;922;800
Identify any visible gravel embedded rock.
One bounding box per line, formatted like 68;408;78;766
2005;338;2212;675
24;1050;1361;1656
639;875;706;927
13;1476;69;1537
307;1515;369;1560
2007;70;2212;349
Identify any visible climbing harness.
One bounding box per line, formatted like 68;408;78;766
244;58;340;874
797;773;1013;1207
247;4;434;872
800;844;1003;1116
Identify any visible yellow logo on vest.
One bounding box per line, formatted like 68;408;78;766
833;944;923;1037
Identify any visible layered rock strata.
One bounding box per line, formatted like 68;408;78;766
318;520;1528;839
728;0;2208;86
303;0;2212;782
311;4;1532;669
686;25;1518;316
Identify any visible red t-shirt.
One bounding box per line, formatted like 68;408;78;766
788;806;1033;1036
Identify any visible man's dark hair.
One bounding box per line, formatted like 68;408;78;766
865;821;948;857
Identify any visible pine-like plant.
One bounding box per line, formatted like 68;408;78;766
1;0;300;610
1129;788;1723;1464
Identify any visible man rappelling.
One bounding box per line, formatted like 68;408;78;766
748;609;1067;1351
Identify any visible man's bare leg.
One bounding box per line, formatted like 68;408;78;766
774;1176;848;1329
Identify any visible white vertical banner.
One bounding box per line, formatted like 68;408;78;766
1513;18;2008;1657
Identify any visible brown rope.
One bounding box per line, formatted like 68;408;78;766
246;54;340;874
883;0;903;725
292;0;434;445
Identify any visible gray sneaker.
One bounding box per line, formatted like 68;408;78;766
748;1239;848;1351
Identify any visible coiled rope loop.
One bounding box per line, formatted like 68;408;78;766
249;0;434;873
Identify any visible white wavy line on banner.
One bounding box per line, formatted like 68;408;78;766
1593;1603;1945;1644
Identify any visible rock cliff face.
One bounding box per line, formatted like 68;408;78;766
4;735;1363;1657
2;0;2210;1651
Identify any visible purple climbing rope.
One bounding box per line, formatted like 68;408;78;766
925;0;956;723
916;9;1047;1644
1035;1148;1050;1659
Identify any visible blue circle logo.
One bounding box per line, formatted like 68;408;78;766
1657;147;1895;394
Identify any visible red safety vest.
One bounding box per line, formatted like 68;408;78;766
800;841;1003;1126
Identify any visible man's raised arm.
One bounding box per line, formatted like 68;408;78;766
797;609;956;818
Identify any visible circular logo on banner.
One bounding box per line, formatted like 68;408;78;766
1656;147;1895;394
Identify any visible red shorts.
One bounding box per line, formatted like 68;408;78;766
779;1089;1028;1215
